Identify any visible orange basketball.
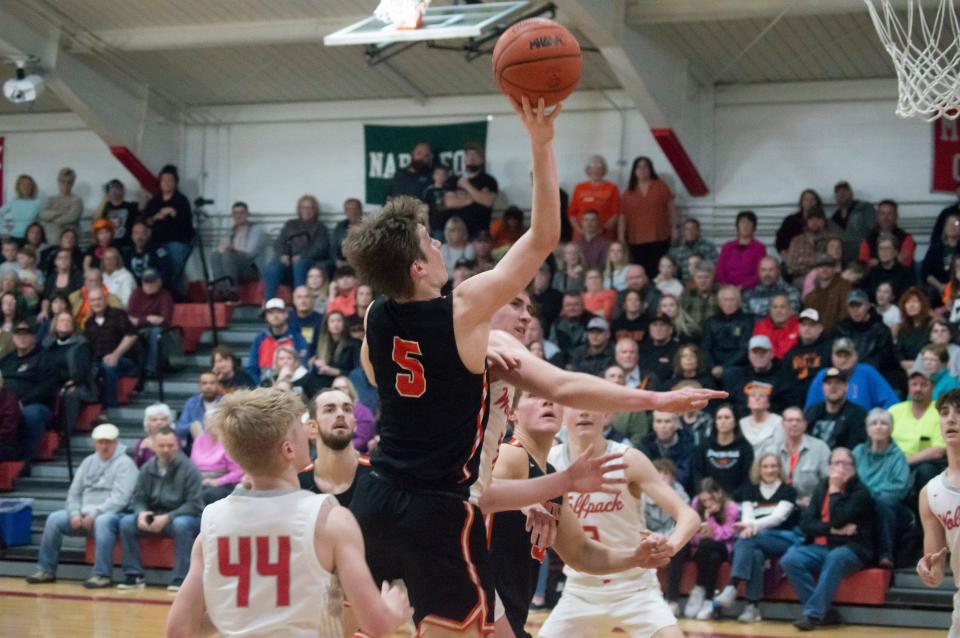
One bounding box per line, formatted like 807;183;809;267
492;18;582;107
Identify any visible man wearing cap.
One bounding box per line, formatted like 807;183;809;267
638;312;680;382
805;338;899;411
832;181;875;265
743;256;801;317
889;367;946;494
805;368;868;449
0;318;57;464
568;317;615;376
784;309;833;399
127;267;174;379
723;335;797;415
246;297;309;385
85;287;139;412
752;293;799;360
803;253;853;333
836;290;898;386
26;423;137;588
703;285;755;379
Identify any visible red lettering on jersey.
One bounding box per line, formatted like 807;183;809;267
257;536;291;607
570;493;624;519
939;505;960;530
217;535;292;608
392;337;426;398
494;386;511;413
218;536;252;607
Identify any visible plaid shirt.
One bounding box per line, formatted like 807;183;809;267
681;285;720;326
743;279;801;317
670;239;719;279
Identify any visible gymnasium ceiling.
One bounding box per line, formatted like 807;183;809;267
0;0;900;115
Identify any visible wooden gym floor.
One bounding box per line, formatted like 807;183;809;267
0;577;944;637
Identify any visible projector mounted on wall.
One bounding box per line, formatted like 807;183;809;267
3;58;44;104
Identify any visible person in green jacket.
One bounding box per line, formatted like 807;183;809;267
922;345;960;401
852;407;911;567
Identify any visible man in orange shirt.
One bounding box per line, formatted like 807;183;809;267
568;155;621;240
326;266;358;317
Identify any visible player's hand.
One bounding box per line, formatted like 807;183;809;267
734;521;757;539
633;531;671;568
524;503;558;550
653;387;728;413
510;96;560;147
917;547;948;587
565;448;627;495
380;581;413;630
485;341;522;372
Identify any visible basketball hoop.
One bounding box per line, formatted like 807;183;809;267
864;0;960;121
374;0;430;30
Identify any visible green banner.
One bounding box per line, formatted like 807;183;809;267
364;120;488;205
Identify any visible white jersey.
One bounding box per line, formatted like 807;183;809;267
926;472;960;638
469;378;514;505
548;440;659;594
201;488;343;638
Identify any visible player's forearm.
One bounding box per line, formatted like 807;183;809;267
558;537;636;575
478;474;569;514
553;369;662;412
527;139;560;252
666;507;700;555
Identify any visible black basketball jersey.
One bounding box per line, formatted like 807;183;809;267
297;455;372;508
365;295;490;497
488;439;562;638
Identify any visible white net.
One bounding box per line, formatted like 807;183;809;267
374;0;431;30
864;0;960;121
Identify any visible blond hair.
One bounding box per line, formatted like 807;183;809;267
749;452;785;485
212;388;305;476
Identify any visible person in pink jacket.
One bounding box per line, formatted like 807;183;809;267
684;477;741;620
189;415;242;504
715;211;767;289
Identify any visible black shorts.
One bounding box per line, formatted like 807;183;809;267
350;471;495;634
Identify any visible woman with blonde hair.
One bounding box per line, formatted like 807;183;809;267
439;216;475;277
262;345;321;400
658;294;700;343
263;193;330;300
602;240;630;291
0;174;42;240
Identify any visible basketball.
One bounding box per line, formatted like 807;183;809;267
492;18;582;107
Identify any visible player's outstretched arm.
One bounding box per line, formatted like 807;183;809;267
489;330;727;413
917;485;949;588
454;97;560;328
326;506;412;638
630;449;699;556
166;537;217;638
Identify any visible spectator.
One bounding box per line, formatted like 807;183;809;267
568;155;620;240
921;345;960;400
246;298;308;385
740;382;784;455
82;218;116;273
781;447;874;631
618;156;676;277
786;207;838;285
23;223;46;258
15;247;43;312
896;288;934;371
860;199;916;268
141;165;194;297
211;346;255;391
669;217;718;281
863;234;916;304
693;404;754;497
524;317;562;367
805;338;899;411
890;368;945;493
549;292;590;357
677;380;714;445
443;143;498;238
637;312;679;382
663;343;713;390
932;181;960;246
190;416;242;504
118;427;202;591
607;364;652;449
576;210;610;271
100;247;136;306
175;372;220;446
715;453;800;623
653;255;684;298
0;292;19;356
0;174;42;240
489;206;525;251
262;345;321;400
684;477;740;620
715;211;766;288
680;260;719;326
439;217;475;277
331;198;364;268
422;164;451;239
805;367;869;449
84;287;138;411
922;211;960;298
801;237;844;298
874;282;902;334
784;309;832;399
210;201;266;299
776;188;822;256
119;221;158;285
852;407;910;568
311;311;361;388
95;179;138;247
0;371;23;461
263;195;331;300
326;265;359;317
752;293;799;360
723;334;801;416
330;375;377;454
743;257;801;317
39;228;82;279
581;268;616;320
39;168;83;241
126;268;174;379
133;404;175;467
657;294;700;343
942;252;960;317
568;317;615;376
704;286;755;379
25;424;136;588
776;407;831;507
0;318;56;463
836;289;899;387
389;142;433;199
616;264;661;321
471;231;495;272
71;269;123;329
306;266;329;314
0;239;18;278
42;312;96;439
646;458;691;616
40;248;82;319
532;264;562;336
288;285;323;354
552;242;586;294
831;181;876;265
803;252;853;332
640;410;696;493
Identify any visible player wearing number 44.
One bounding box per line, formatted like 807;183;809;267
166;388;412;638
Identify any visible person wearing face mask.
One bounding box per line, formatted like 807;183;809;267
442;142;499;239
389;141;434;200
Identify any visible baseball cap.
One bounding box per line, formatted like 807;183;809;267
12;318;36;335
263;298;286;312
909;365;932;380
799;308;820;323
832;337;856;354
847;289;869;305
650;312;672;326
823;367;848;382
587;317;610;332
91;423;119;441
141;267;161;283
748;335;773;351
814;252;838;267
744;381;773;395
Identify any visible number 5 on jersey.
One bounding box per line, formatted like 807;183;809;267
392;337;426;398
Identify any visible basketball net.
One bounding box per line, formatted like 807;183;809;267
374;0;430;30
865;0;960;121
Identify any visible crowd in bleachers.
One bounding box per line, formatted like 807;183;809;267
4;146;960;625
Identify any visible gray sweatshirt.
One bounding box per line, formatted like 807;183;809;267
66;444;138;518
644;480;690;535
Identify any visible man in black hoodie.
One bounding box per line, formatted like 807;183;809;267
836;289;901;389
780;447;874;631
784;309;833;400
44;312;96;440
0;318;56;463
723;335;796;415
703;285;755;380
804;368;868;449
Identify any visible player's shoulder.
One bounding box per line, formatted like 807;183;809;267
494;440;530;479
